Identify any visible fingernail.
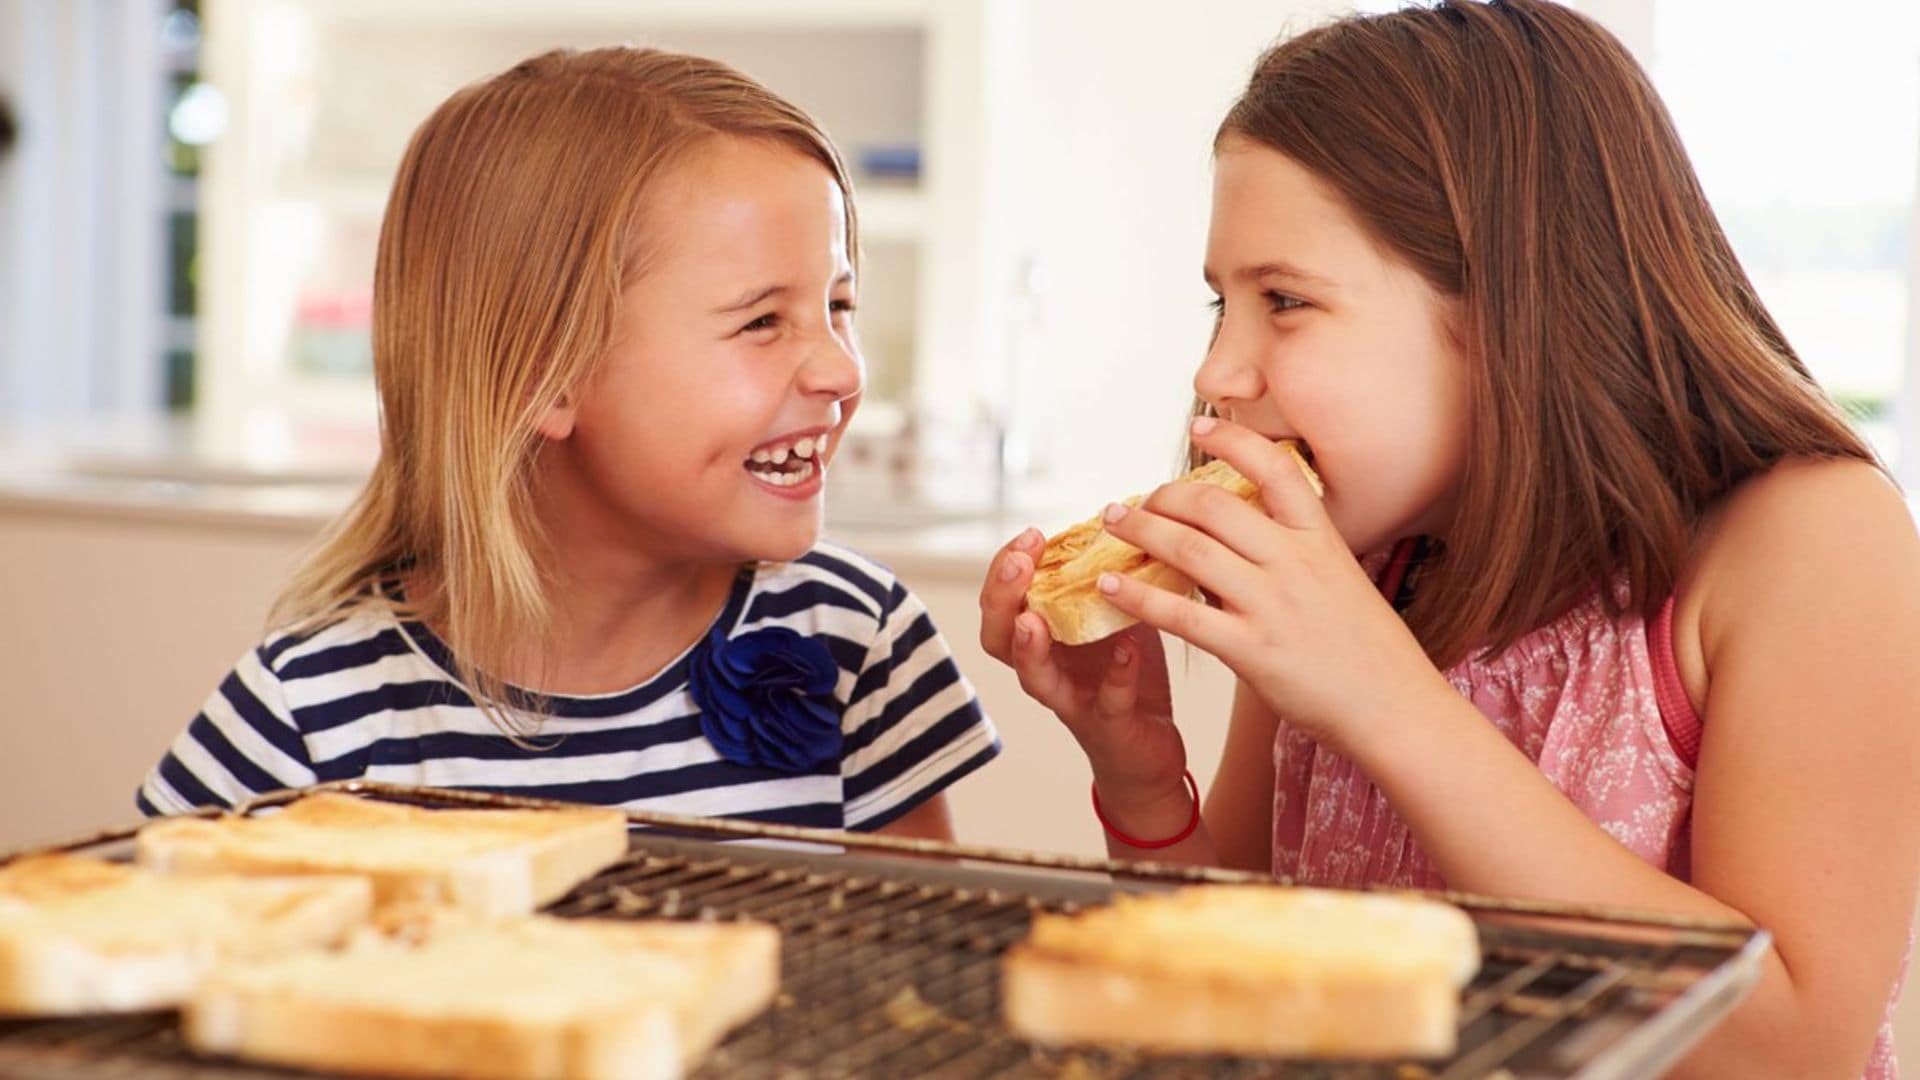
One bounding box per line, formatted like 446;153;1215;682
1102;503;1127;524
1098;572;1120;595
1191;415;1217;436
1113;643;1133;665
1020;527;1043;549
1014;620;1032;644
999;554;1021;582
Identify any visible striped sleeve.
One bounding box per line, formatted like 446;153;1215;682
136;644;319;816
839;580;1000;830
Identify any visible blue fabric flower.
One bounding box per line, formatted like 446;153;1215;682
689;622;843;773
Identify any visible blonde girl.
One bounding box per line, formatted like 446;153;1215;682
144;47;998;840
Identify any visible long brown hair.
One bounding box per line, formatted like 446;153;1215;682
1200;0;1876;666
274;47;858;735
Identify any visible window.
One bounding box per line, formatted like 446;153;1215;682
1651;0;1919;479
0;1;176;420
1348;0;1918;482
162;0;209;411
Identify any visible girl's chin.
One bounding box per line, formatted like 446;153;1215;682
738;519;822;564
756;539;818;563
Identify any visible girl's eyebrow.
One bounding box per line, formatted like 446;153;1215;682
715;285;787;314
713;273;855;315
1203;261;1338;292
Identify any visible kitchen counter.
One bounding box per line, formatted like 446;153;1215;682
9;414;1919;568
0;417;1067;578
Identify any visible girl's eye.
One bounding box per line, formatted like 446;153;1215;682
1210;292;1307;319
1264;290;1306;314
830;299;856;318
741;313;778;334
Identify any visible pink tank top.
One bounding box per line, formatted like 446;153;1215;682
1271;540;1905;1076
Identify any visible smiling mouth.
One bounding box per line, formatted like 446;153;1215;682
744;432;829;488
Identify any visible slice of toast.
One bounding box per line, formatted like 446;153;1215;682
1026;446;1322;645
0;854;370;1016
185;909;781;1080
136;793;628;917
1002;885;1478;1059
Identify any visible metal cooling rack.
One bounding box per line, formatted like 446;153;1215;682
0;781;1768;1079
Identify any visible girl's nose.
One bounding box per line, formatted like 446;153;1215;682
1193;322;1264;414
799;330;864;402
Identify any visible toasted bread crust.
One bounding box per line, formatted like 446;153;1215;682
1026;446;1322;644
0;855;370;1016
188;990;682;1080
135;794;629;916
1002;948;1462;1059
1001;885;1476;1059
185;912;780;1080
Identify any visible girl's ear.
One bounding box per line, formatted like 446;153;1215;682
535;393;579;441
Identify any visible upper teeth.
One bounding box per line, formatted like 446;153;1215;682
751;435;824;464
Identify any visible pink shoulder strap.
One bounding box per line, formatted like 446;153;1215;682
1376;537;1420;602
1647;595;1703;769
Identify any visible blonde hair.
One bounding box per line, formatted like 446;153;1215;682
274;47;859;735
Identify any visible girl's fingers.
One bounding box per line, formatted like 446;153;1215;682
1097;568;1241;660
1141;480;1289;567
1101;500;1265;605
1008;611;1075;710
1094;635;1140;719
1190;416;1329;530
979;528;1044;660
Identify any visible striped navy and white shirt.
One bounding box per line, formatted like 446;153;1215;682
138;542;1000;831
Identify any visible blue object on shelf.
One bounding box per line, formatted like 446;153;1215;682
858;144;921;181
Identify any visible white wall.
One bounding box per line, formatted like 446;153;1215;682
999;1;1351;510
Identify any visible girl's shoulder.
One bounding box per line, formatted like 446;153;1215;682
1683;456;1919;676
256;599;415;681
1691;457;1912;593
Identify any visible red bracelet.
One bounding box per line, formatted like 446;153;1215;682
1091;769;1201;850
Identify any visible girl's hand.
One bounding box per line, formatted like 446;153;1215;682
978;529;1189;806
1094;417;1451;757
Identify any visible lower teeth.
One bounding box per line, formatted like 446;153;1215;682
749;461;816;487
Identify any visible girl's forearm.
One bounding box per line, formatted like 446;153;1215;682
1091;774;1221;867
1349;692;1865;1077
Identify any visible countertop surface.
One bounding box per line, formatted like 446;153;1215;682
0;416;1069;579
21;415;1911;579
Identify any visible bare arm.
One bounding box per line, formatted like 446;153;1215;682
874;792;956;841
1205;682;1281;873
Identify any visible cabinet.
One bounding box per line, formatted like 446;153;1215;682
0;488;1236;861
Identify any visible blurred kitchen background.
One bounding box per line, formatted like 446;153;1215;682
0;0;1916;880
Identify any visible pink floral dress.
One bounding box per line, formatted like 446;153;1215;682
1271;539;1904;1076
